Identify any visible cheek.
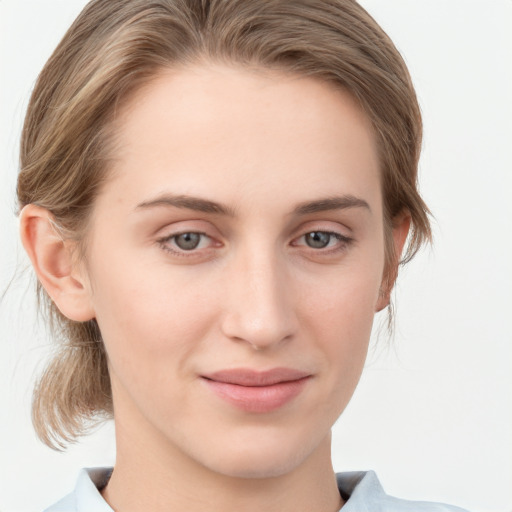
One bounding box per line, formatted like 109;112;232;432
300;256;383;337
293;281;375;431
297;254;383;385
312;282;376;370
87;251;218;381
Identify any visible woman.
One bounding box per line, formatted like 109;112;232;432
12;0;476;510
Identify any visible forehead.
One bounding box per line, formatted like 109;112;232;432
101;63;381;216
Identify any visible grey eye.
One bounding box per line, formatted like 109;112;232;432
305;231;331;249
174;233;202;250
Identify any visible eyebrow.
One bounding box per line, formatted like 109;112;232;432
136;194;237;216
293;195;371;215
135;193;370;216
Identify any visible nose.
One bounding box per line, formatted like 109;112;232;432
220;249;297;351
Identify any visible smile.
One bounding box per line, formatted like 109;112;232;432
201;368;312;413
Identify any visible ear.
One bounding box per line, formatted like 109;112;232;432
375;212;411;312
19;204;95;322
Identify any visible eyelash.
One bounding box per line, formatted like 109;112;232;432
157;232;213;257
156;230;353;258
293;231;354;254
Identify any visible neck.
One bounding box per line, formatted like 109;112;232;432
102;415;343;512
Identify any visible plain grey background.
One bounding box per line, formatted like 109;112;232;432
1;1;511;511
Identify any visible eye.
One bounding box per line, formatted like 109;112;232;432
158;232;213;254
174;232;204;251
304;231;333;249
293;230;353;252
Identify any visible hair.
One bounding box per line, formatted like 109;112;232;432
18;0;431;449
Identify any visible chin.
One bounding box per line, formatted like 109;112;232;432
196;430;324;480
207;453;302;480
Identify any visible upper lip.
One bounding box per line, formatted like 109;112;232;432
202;368;311;387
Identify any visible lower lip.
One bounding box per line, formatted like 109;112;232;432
202;377;310;413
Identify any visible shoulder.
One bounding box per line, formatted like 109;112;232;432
43;468;113;512
338;471;469;512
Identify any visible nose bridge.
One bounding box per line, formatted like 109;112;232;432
221;242;296;349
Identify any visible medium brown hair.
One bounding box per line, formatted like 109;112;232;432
18;0;431;449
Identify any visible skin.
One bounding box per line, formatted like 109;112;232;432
21;63;409;512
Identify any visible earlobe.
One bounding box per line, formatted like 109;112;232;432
375;212;411;312
19;205;95;322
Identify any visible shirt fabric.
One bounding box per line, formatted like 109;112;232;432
44;467;469;511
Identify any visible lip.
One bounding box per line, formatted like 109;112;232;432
201;368;311;413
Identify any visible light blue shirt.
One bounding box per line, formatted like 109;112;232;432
44;468;469;511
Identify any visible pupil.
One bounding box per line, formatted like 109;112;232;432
175;233;201;250
306;232;330;249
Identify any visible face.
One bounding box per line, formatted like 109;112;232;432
81;63;391;478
